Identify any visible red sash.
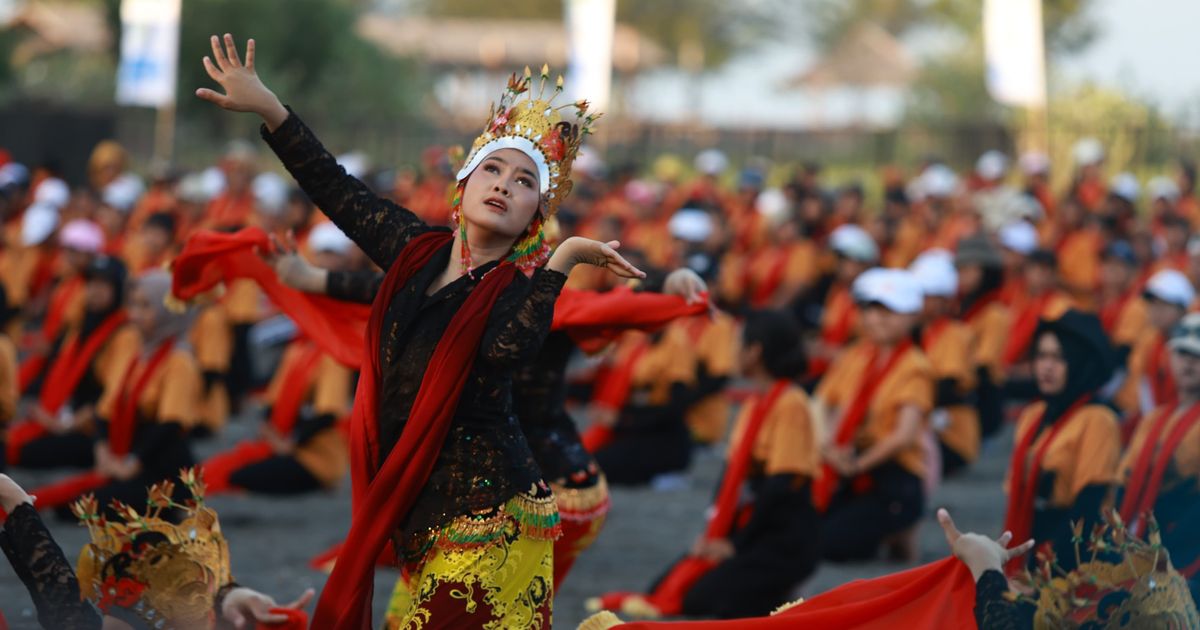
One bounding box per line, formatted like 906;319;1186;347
18;275;85;390
812;341;913;512
749;249;790;308
1002;397;1090;573
1001;293;1051;367
1118;402;1200;537
312;231;518;629
962;290;1000;324
810;286;856;376
269;342;325;436
7;312;128;465
108;339;176;457
1145;334;1178;408
594;380;791;616
1099;289;1135;334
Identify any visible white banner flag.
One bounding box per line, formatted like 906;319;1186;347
116;0;182;107
983;0;1047;108
564;0;616;111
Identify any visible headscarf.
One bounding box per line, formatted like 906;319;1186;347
133;270;192;353
1034;309;1116;427
80;256;127;338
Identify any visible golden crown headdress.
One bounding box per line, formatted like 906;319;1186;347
455;65;600;218
72;468;231;630
1022;510;1199;629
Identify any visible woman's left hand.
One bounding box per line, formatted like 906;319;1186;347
663;268;707;304
548;238;646;279
221;586;315;629
937;508;1034;581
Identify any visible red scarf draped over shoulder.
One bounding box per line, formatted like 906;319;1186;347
311;231;518;629
1119;402;1200;537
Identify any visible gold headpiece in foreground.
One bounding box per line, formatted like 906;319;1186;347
72;468;231;629
455;64;600;218
1024;510;1199;629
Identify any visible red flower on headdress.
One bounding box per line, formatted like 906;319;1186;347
541;128;565;161
490;108;513;133
98;575;146;610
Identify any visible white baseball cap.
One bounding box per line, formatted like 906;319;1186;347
21;204;59;246
830;224;879;263
919;164;959;199
998;220;1039;255
852;267;923;314
308;222;354;256
101;174;144;213
1148;176;1181;202
975;150;1009;181
1144;269;1196;309
909;249;958;298
33;177;70;210
1110;172;1141;203
1019;151;1050;176
694;149;729;176
668;209;714;243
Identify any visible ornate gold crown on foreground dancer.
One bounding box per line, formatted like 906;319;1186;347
72;468;232;629
455;64;600;218
1023;510;1199;629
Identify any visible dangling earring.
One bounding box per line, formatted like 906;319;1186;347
507;211;551;272
451;183;475;277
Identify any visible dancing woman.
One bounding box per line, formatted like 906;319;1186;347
197;34;643;628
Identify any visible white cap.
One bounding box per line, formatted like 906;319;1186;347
177;173;213;204
572;149;606;179
308;222;354;255
909;249;958;297
21;204;59;246
668;208;714;243
252;173;289;217
919;164;959;199
1169;312;1200;357
830;223;880;263
0;163;29;188
755;188;791;225
1148;176;1181;202
1019;151;1050;176
101;174;144;213
694;149;729;176
1073;137;1105;167
59;219;105;253
200;166;227;198
33;177;70;209
1110;172;1140;203
975;150;1009;181
1145;269;1196;309
852;267;923;314
337;152;370;180
998;220;1039;255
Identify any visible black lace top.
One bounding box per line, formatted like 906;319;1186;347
0;502;102;629
513;331;597;486
264;111;566;557
973;569;1033;629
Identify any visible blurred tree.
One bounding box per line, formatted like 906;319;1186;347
417;0;774;69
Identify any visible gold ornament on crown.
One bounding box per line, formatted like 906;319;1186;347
72;468;232;630
459;64;600;219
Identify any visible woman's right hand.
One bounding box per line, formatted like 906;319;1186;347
937;508;1034;581
259;232;328;293
195;34;289;131
0;474;34;515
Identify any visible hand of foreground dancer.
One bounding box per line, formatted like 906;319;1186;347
221;586;315;629
195;34;290;131
259;232;327;294
0;474;35;515
548;238;646;280
937;508;1034;581
663;268;707;305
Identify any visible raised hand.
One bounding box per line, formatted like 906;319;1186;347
937;508;1034;581
195;34;289;130
258;231;327;293
548;237;646;279
663;267;707;305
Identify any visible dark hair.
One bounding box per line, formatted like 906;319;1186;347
143;211;176;235
743;309;807;379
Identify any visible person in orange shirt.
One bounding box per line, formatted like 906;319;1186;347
911;251;979;476
1068;138;1107;213
996;220;1039;307
1148;175;1182;238
1005;311;1120;572
1148;214;1192;279
817;268;933;562
1020;151;1055;223
806;223;878;379
1116;270;1195;416
955;235;1010;439
1001;249;1074;382
1097;240;1148;356
1177;158;1200;228
204;140;258;229
124;212;177;274
1050;201;1104;306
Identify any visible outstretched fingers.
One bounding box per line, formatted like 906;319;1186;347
245;38;256;71
210;35;230;71
223;33;242;67
194;88;230;107
1005;538;1036;562
937;508;962;547
601;242;645;279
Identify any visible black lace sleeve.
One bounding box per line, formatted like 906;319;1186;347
326;270;384;305
974;570;1032;629
0;502;102;629
261;109;430;268
481;268;568;367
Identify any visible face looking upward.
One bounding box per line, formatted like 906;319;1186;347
459;148;542;242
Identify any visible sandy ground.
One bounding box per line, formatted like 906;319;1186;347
0;413;1012;629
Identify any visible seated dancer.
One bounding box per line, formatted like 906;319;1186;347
197;34;642;627
1097;240;1147;359
1004;310;1120;573
911;250;979;476
1115;269;1194;416
806;223;877;379
0;471;312;629
1000;248;1073;387
814;267;932;562
8;256;137;470
590;309;819;620
676;310;738;446
1119;311;1200;600
955;235;1010;440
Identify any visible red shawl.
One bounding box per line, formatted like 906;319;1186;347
609;556;975;629
269;342;324;435
594;380;790;617
108;339;176;457
553;286;708;353
1145;334;1178;408
18;275;85;391
812;341;913;512
1119;402;1200;537
1001;293;1051;367
311;231;518;629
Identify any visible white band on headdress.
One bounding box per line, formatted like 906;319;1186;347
455;136;551;194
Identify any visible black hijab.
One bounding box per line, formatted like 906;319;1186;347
79;256;127;338
1034;309;1116;427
